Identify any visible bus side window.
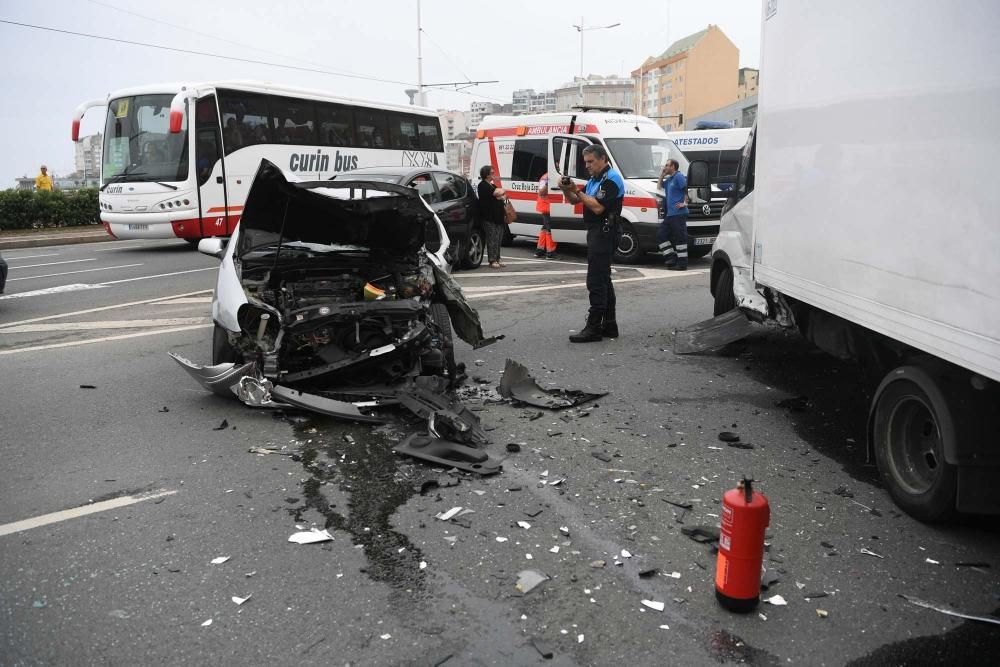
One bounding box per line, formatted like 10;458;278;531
268;96;316;146
316;104;355;147
355;109;387;148
389;113;420;150
417;118;442;152
195;95;221;187
218;90;271;153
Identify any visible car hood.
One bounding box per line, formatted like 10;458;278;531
236;159;439;258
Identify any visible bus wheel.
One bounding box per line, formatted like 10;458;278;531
613;223;644;264
871;365;957;522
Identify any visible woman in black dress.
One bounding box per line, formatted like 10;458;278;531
477;165;506;268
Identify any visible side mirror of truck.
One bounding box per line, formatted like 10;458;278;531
198;237;227;259
687;161;710;188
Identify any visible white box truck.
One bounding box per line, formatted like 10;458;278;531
692;0;1000;520
471;110;722;262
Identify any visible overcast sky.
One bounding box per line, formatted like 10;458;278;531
0;0;761;184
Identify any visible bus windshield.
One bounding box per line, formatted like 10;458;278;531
604;138;689;180
102;95;189;184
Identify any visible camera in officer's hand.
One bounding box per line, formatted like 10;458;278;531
559;176;573;187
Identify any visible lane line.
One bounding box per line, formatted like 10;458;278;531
153;296;213;305
502;257;589;267
3;253;60;261
466;269;708;299
458;269;617;278
0;324;214;355
0;284;105;301
2;317;211;333
100;266;215;285
0;489;178;537
0;233;107;243
9;258;95;270
0;289;212;328
7;263;143;282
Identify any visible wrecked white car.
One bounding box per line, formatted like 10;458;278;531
171;159;500;434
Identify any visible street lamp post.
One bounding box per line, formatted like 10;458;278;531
573;17;621;105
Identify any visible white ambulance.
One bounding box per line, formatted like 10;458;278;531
471;109;709;263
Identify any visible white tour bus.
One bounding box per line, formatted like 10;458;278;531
471;110;720;263
666;126;751;198
72;81;445;243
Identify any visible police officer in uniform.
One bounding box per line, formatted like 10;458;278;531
558;145;625;343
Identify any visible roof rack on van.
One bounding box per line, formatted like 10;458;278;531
571;105;634;114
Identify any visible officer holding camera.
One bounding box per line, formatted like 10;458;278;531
558;144;625;343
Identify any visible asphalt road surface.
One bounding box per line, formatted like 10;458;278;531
1;237;997;666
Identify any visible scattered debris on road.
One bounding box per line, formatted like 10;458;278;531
642;599;665;612
900;595;1000;626
516;570;549;594
210;556;230;565
288;529;333;544
212;419;229;431
498;358;606;409
231;595;251;606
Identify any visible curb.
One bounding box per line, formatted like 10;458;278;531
0;232;112;251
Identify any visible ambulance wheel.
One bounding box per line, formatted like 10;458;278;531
461;225;485;269
212;323;242;365
613;223;644;264
871;365;957;522
713;266;736;316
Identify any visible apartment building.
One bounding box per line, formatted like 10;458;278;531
631;25;739;131
554;75;635;111
738;67;759;100
512;89;557;115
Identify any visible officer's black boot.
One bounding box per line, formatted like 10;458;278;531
569;311;604;343
601;305;619;338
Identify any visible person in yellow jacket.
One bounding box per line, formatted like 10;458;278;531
533;172;558;259
35;165;53;191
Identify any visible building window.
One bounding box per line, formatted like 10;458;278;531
665;65;672;74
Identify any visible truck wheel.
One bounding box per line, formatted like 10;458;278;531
871;367;957;522
212;323;241;365
613;223;644;264
713;266;736;316
461;225;485;269
430;303;457;380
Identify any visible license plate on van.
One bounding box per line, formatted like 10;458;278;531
127;224;149;231
693;236;716;245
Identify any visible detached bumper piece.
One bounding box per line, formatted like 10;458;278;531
498;358;606;409
168;353;258;397
392;432;502;476
673;309;753;354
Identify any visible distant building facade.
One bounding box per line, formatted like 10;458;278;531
555;75;634;111
468;102;504;130
738;68;759;100
439;110;468;141
75;133;103;177
512;89;557;115
631;25;739;131
689;94;758;129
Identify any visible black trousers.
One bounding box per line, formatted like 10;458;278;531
586;223;616;317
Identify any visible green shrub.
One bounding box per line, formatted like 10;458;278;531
0;188;100;230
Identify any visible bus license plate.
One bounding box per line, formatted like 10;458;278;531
127;224;149;231
694;236;716;246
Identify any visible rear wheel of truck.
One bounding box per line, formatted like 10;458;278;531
871;366;957;522
713;266;736;316
212;323;241;365
430;303;457;380
613;222;644;264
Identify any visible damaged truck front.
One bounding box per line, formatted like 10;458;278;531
174;159;499;423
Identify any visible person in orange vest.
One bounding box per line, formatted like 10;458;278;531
534;172;558;259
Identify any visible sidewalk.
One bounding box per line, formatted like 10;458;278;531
0;226;112;250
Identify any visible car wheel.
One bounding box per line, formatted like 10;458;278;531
429;303;457;380
462;226;485;269
613;222;644;264
713;266;736;316
212;323;241;365
871;369;957;522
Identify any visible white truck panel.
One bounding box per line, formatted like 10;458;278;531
754;0;1000;380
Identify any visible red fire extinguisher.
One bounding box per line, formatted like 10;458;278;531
716;477;770;612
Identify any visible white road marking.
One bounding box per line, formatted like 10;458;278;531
458;269;614;278
100;266;216;285
3;253;60;261
7;263;143;282
9;258;95;270
466;269;708;299
0;283;106;301
153;296;213;305
0;323;213;355
0;232;106;243
502;257;589;268
1;317;211;334
0;489;178;537
94;242;188;251
0;289;212;328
